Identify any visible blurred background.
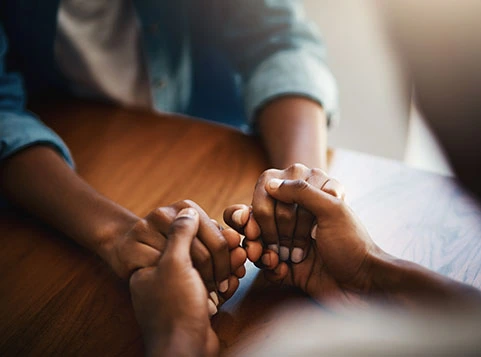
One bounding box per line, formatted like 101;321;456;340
304;0;452;175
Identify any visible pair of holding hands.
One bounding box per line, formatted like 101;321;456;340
225;164;379;304
104;199;247;314
129;164;383;355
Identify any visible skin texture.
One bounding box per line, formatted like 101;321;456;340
104;200;246;299
261;177;389;304
225;175;481;307
0;96;329;353
133;3;481;351
224;163;345;265
130;171;481;357
244;97;330;265
0;146;246;301
0;96;324;280
256;96;328;170
129;208;219;357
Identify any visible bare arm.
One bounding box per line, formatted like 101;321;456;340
369;253;481;307
256;96;328;169
0;145;245;297
231;176;481;308
0;146;138;270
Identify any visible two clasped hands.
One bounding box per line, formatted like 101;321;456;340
126;163;388;356
126;163;480;356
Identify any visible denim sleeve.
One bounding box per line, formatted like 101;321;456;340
0;24;74;167
190;0;339;125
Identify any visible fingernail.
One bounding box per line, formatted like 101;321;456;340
208;299;218;316
311;224;318;239
280;246;290;261
177;208;196;218
232;209;246;226
209;291;219;306
267;244;279;254
291;248;304;263
210;218;223;231
268;178;283;190
219;279;229;293
262;253;271;266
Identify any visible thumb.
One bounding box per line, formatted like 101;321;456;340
265;178;338;218
164;208;199;263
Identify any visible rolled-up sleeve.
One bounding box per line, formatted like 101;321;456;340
0;111;74;166
0;24;73;167
244;49;338;126
191;0;339;126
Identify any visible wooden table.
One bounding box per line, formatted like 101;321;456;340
1;101;480;356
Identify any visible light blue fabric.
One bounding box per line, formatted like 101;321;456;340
0;0;338;166
0;25;74;167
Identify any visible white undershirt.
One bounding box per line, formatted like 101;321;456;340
55;0;152;108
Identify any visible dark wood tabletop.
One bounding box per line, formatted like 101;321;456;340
1;101;480;356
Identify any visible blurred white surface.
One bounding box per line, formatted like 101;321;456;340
304;0;451;175
304;0;409;160
405;105;453;176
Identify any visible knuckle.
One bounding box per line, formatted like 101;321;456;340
259;168;279;182
149;207;168;222
180;199;195;208
129;269;144;289
311;167;328;178
213;239;229;254
120;247;139;276
131;218;150;235
276;205;293;222
322;178;346;199
292;179;309;192
288;163;308;176
182;200;205;215
210;218;220;227
252;202;271;220
331;196;346;211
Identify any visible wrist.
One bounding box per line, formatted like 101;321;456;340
256;96;327;169
365;250;408;297
94;209;140;270
366;250;481;305
146;324;205;357
345;246;395;294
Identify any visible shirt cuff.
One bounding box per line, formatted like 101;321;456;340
244;50;339;127
0;111;74;168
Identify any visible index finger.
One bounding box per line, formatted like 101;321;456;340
157;201;231;291
190;203;231;292
265;179;339;218
252;179;279;253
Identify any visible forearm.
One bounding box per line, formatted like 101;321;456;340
145;327;205;357
369;252;481;307
0;145;139;262
256;96;327;169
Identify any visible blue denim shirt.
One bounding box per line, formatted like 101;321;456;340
0;0;338;167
